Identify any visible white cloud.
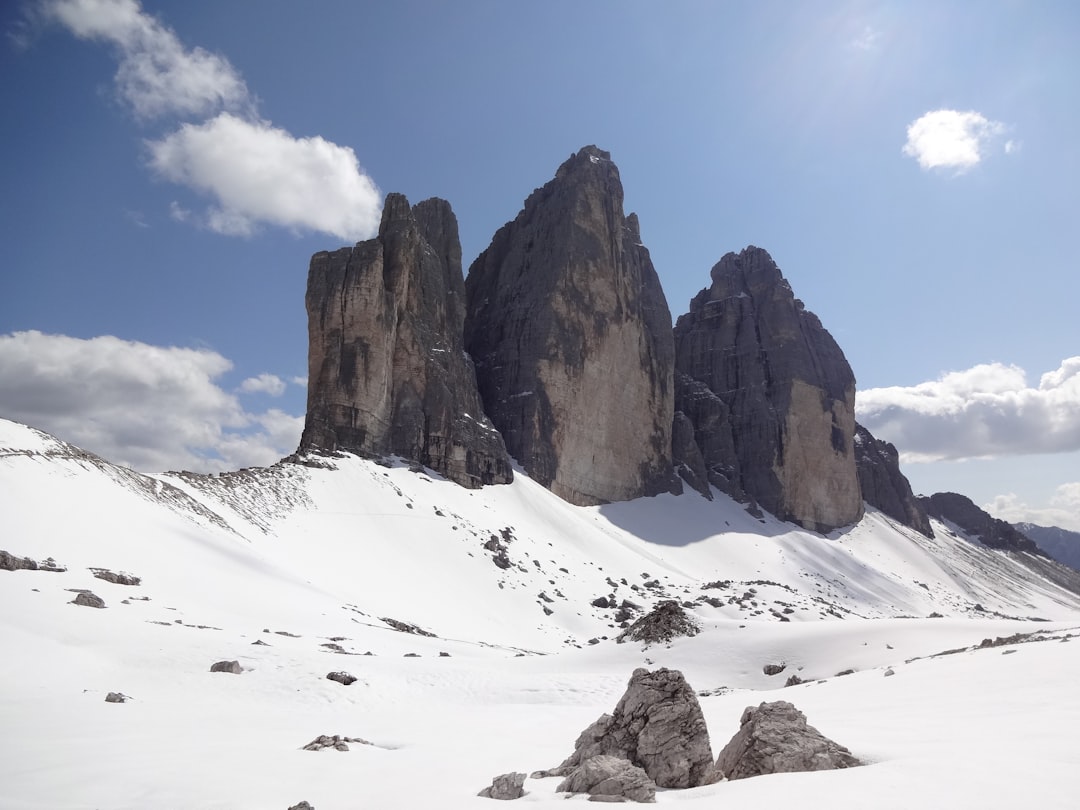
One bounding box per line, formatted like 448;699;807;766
239;373;286;397
850;26;881;52
147;112;382;241
856;357;1080;463
902;109;1008;172
984;485;1080;533
0;331;302;473
43;0;250;120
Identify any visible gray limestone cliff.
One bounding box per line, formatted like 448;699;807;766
672;247;863;532
854;423;933;537
919;492;1043;554
300;194;512;487
464;146;677;505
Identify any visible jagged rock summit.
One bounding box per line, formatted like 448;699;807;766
300;194;511;488
464;145;677;506
854;423;933;537
673;246;863;532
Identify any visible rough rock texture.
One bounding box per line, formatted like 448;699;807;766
714;700;861;780
853;423;933;537
465;146;677;505
550;667;713;789
616;600;700;646
326;671;357;686
477;771;527;800
920;492;1043;554
673;247;863;532
1;550;65;572
71;591;105;608
90;567;141;586
557;755;656;803
287;803;314;810
104;692;128;703
301;194;511;488
302;734;370;752
210;660;242;674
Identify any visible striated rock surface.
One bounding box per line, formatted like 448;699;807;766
547;667;714;789
477;771;527;800
465;146;677;505
920;492;1042;554
556;755;656;802
301;194;511;488
853;423;933;537
714;700;860;780
673;247;862;532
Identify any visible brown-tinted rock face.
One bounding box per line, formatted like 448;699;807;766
464;146;677;505
673;247;863;532
301;194;511;487
854;423;933;537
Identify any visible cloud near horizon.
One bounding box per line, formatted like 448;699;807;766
42;0;381;241
985;483;1080;534
0;331;303;473
902;109;1008;172
856;357;1080;463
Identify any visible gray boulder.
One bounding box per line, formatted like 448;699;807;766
326;671;357;686
71;591;105;608
104;692;128;703
477;771;526;800
210;660;242;674
557;755;656;803
549;667;714;789
714;700;860;780
287;802;314;810
616;600;699;646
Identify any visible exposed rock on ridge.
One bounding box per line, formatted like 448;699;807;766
919;492;1043;554
854;423;933;537
300;194;511;488
673;247;863;532
465;146;677;506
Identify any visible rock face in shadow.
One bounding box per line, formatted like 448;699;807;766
919;492;1043;554
714;700;861;780
464;146;677;505
301;194;511;488
546;667;714;789
853;423;933;537
672;247;863;532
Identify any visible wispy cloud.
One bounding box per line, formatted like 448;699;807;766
0;330;303;472
849;25;881;52
856;357;1080;463
239;373;286;397
41;0;381;241
902;109;1010;172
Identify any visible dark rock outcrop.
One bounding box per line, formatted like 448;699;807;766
210;660;242;674
673;247;863;532
71;591;105;608
1;550;65;572
556;755;656;802
326;671;357;686
302;734;371;752
714;700;860;779
616;600;700;646
104;692;129;703
301;194;511;488
91;568;141;586
477;772;527;800
853;423;933;537
465;146;677;505
920;493;1042;554
546;667;714;789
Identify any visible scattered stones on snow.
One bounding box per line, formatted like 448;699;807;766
616;601;699;646
210;660;243;674
104;692;129;703
380;617;436;637
477;771;527;800
556;755;656;803
302;734;372;752
71;591;105;608
90;567;141;586
1;550;65;572
326;671;357;686
714;700;861;780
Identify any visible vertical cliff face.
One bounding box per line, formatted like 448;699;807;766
854;423;933;537
300;194;512;487
673;247;863;532
464;146;677;506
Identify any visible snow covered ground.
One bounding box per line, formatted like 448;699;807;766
2;417;1079;809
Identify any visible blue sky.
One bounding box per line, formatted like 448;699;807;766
1;0;1078;529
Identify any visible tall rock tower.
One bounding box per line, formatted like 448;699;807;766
464;146;677;505
300;194;512;488
673;247;863;532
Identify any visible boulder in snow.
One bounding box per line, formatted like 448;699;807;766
210;660;242;674
477;771;526;800
327;671;357;686
557;754;656;802
71;591;105;608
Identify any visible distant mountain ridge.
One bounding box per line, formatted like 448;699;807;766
1015;522;1080;571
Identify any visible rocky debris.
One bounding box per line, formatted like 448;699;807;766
465;145;678;506
300;193;512;489
326;671;357;686
104;692;129;703
302;734;371;752
210;660;242;674
90;567;142;586
547;667;714;789
762;663;786;676
714;701;860;780
920;492;1043;554
673;246;863;533
784;674;805;687
853;424;933;537
1;550;65;572
483;536;512;569
287;803;314;810
70;590;105;608
616;600;699;646
477;771;527;800
380;617;436;637
557;755;656;803
884;667;896;677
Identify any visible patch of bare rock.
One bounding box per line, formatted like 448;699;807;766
70;590;105;608
302;734;372;752
90;567;141;586
477;772;526;800
616;600;699;646
210;660;242;674
326;671;357;686
1;549;65;572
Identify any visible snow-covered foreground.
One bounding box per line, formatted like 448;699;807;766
2;418;1079;809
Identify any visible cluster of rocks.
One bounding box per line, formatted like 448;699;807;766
299;145;929;534
615;600;699;646
480;667;859;802
302;734;371;752
1;549;65;572
90;567;141;586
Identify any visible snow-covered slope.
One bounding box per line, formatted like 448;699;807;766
3;417;1079;809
